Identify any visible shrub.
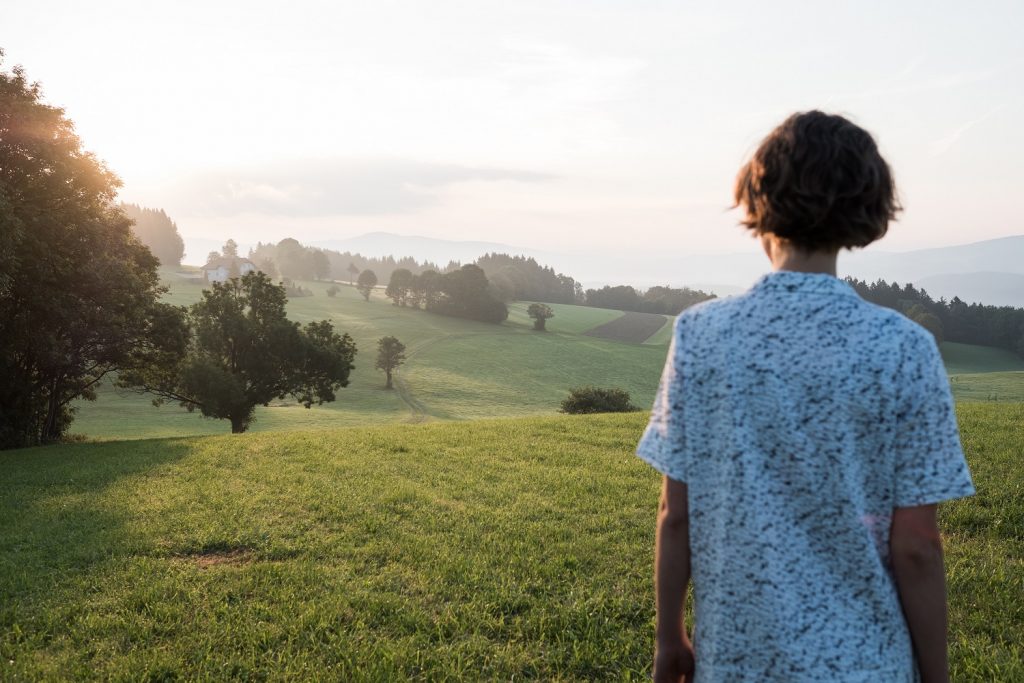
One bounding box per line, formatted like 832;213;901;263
326;285;340;298
559;386;637;414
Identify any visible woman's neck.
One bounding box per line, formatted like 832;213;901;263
762;235;838;275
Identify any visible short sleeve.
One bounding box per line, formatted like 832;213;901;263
636;317;688;482
892;332;975;507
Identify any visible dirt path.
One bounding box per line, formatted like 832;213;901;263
390;333;475;423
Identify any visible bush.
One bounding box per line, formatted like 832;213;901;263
281;278;313;298
326;285;340;298
559;386;638;414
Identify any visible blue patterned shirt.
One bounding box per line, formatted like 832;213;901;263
637;270;975;682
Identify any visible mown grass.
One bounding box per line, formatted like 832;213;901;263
2;406;1021;680
949;372;1024;403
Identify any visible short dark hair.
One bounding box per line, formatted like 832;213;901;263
734;111;900;251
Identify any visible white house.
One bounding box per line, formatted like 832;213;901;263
202;256;257;283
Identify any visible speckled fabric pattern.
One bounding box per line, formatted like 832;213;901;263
637;270;975;682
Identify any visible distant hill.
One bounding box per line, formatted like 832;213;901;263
843;235;1024;283
914;272;1024;308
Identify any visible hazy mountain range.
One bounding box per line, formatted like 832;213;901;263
182;232;1024;307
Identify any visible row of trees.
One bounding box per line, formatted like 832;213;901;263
248;237;714;315
846;278;1024;356
249;239;442;284
475;253;581;304
583;284;716;315
382;265;508;323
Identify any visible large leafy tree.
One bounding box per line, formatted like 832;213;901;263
433;264;508;323
385;268;413;306
0;53;188;448
120;272;357;433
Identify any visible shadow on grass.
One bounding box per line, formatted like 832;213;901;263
0;437;195;603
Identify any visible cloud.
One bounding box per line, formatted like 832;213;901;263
170;159;554;218
929;108;1000;157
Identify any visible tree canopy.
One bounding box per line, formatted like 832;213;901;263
527;303;554;331
846;277;1024;357
120;272;357;433
119;203;185;266
0;55;187;448
356;269;378;301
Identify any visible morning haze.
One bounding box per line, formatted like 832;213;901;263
4;0;1022;259
1;2;1022;680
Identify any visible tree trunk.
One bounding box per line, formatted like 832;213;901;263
41;377;63;443
385;370;393;389
230;416;247;433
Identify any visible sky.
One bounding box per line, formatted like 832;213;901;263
4;0;1023;266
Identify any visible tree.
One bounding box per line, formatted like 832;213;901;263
904;303;945;344
375;336;406;389
0;54;188;448
418;269;444;309
527;303;555;331
347;262;359;284
222;238;239;258
433;264;508;323
120;272;357;433
585;285;642;311
311;250;331;280
356;269;378;301
385;268;414;306
257;257;278;281
275;238;309;279
206;250;221;264
120;203;185;266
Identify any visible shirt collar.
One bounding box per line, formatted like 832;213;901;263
749;270;859;298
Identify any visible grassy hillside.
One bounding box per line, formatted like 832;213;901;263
73;274;667;439
71;274;1024;440
2;406;1021;680
942;342;1024;403
941;341;1024;374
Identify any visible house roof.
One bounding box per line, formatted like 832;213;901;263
202;256;256;270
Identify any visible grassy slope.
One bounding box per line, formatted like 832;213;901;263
941;342;1024;374
71;275;1024;440
1;406;1021;680
942;341;1024;403
71;276;667;440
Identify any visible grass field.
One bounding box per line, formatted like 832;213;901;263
71;274;670;440
941;341;1024;403
69;272;1024;440
1;405;1021;680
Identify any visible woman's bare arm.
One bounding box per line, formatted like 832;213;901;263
653;475;694;683
890;503;949;683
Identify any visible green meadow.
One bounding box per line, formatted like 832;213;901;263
71;272;668;439
70;272;1024;440
1;405;1021;680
